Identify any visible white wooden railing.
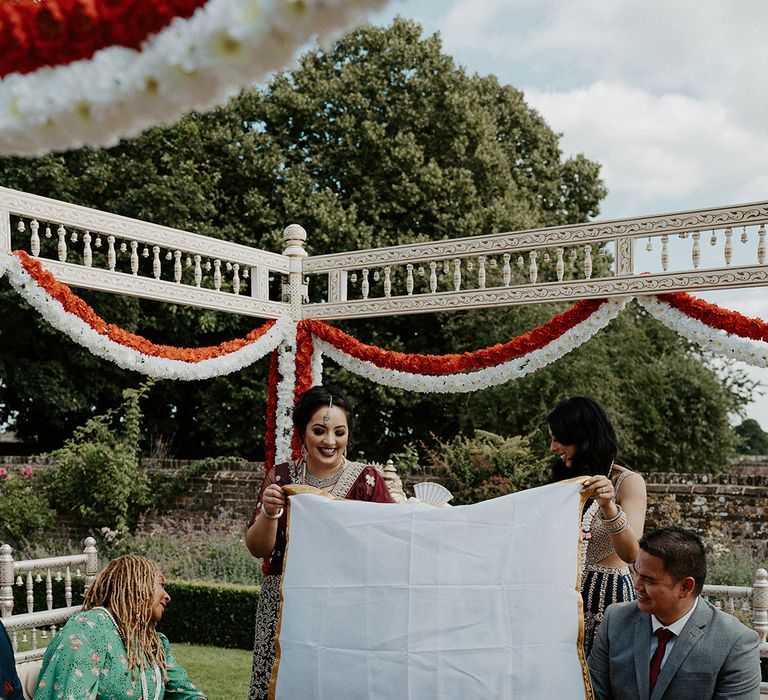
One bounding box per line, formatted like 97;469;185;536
702;567;768;693
3;186;768;320
0;538;99;662
0;187;290;319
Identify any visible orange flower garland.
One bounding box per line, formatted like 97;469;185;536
14;250;275;362
305;299;608;375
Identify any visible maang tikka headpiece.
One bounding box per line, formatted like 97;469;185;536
322;395;333;424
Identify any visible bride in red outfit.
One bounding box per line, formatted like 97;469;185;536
245;385;394;700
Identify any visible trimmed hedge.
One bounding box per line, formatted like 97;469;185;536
159;580;260;650
9;577;259;650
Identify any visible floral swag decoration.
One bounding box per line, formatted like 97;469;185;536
0;0;391;156
3;249;768;464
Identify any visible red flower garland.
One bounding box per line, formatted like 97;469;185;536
306;299;609;375
0;0;208;78
657;292;768;342
14;251;276;362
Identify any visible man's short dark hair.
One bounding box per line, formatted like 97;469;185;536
639;526;707;595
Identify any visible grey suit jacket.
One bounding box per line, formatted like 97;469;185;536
587;598;761;700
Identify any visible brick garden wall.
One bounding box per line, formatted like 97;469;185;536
3;456;767;556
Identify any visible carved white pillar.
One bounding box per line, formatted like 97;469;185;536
82;231;92;267
406;264;414;295
556;247;564;282
107;236;116;271
692;233;701;269
251;266;268;299
282;223;308;320
616;236;634;276
0;208;11;254
232;263;240;295
583;245;592;280
152;246;161;279
661;235;669;272
30;219;40;257
383;266;392;297
83;537;98;590
429;262;437;293
361;269;370;299
173;251;182;282
502;254;511;285
57;226;67;262
758;225;766;265
130;241;139;275
725;227;733;265
478;256;486;289
749;568;768;643
328;269;348;303
529;251;538;284
452;259;461;291
213;259;222;291
0;544;14;617
194;255;202;287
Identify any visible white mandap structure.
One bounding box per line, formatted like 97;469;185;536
0;0;766;696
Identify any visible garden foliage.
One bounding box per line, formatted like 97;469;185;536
426;430;550;505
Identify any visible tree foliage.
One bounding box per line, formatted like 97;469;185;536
734;418;768;455
0;19;753;472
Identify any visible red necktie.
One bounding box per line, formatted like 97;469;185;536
649;628;675;694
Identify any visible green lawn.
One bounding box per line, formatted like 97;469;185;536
172;643;252;700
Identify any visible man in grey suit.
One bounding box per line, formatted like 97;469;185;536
588;526;762;700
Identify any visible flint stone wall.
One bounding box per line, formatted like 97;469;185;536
2;457;767;554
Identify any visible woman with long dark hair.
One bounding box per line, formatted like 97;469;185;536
547;396;647;656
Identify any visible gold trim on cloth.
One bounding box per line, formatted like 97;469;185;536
562;475;596;700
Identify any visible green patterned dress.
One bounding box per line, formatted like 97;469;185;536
33;607;206;700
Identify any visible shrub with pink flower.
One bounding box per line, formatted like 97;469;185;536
0;464;54;543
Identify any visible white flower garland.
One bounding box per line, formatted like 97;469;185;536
310;344;324;387
314;298;630;393
2;254;290;379
0;0;390;156
638;296;768;368
275;325;298;465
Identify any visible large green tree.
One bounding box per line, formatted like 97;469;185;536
0;19;751;470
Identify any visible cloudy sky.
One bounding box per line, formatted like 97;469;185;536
367;0;768;427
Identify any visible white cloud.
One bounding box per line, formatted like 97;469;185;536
435;0;768;130
524;81;768;217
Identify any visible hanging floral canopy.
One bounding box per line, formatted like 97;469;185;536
1;0;766;466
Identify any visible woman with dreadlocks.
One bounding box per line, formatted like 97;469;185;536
33;555;206;700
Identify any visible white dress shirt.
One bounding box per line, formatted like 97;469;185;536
649;597;699;669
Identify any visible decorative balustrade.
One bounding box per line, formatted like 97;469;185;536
702;567;768;666
0;187;291;319
303;202;768;319
0;537;99;662
2;186;768;320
